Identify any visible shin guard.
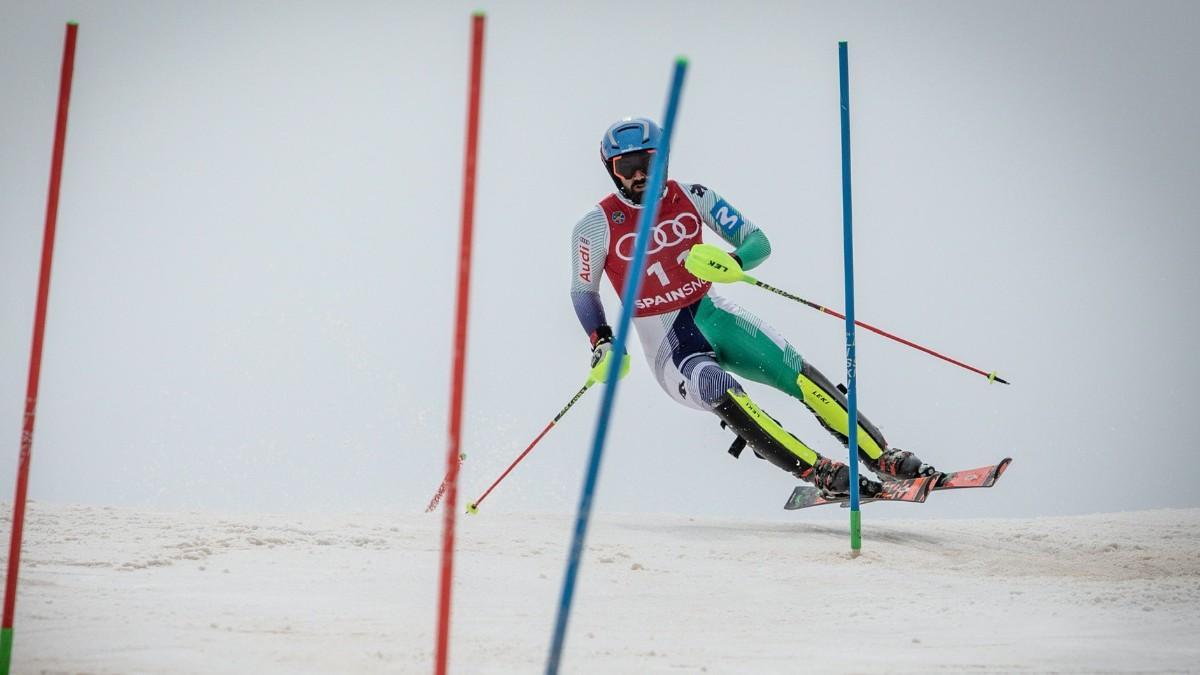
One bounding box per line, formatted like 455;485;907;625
712;389;819;478
796;362;888;461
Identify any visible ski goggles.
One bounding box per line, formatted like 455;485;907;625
611;150;655;180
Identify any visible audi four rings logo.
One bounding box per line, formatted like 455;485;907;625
614;213;701;261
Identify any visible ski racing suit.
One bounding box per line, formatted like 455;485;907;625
569;180;900;484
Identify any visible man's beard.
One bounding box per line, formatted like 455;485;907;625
628;178;647;204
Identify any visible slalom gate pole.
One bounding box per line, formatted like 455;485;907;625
740;277;1008;385
434;12;485;675
545;58;689;675
2;23;78;675
839;42;862;556
465;378;595;514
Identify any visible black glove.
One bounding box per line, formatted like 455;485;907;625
590;324;614;371
587;324;628;383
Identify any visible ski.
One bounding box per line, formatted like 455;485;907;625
831;457;1012;508
782;458;1012;511
931;457;1012;491
783;474;937;511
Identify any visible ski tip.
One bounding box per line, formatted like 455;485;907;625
996;457;1013;478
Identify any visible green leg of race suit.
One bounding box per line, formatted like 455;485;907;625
693;295;889;464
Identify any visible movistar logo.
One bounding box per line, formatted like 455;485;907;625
709;199;743;237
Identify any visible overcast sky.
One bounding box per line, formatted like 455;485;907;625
2;0;1197;522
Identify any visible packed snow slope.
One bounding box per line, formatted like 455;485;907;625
2;502;1197;674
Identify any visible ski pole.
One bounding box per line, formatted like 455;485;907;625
466;377;596;513
684;245;1009;385
425;453;467;513
749;276;1008;384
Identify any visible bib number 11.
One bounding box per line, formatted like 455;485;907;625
646;250;691;287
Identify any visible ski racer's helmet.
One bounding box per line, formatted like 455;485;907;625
600;117;664;203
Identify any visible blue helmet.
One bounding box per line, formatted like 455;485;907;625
600;117;664;203
600;117;662;161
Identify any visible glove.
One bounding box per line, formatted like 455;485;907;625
588;326;631;383
684;243;746;283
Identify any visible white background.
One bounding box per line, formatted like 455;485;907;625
2;0;1197;520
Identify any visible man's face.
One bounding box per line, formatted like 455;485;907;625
611;150;655;197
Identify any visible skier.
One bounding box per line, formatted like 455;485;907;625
570;117;939;497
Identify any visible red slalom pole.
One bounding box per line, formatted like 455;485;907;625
2;22;79;674
435;12;485;675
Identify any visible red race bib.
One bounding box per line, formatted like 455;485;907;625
599;181;712;316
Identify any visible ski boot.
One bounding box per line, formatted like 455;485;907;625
800;457;882;499
873;448;938;481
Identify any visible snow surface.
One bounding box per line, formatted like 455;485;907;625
3;502;1198;674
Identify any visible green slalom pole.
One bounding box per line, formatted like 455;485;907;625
0;631;10;675
839;41;862;555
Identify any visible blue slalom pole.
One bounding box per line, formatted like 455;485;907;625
838;42;862;554
546;57;689;674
